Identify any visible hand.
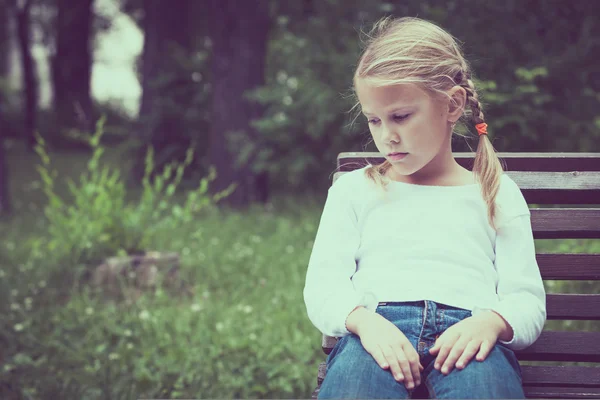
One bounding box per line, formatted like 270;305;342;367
428;311;506;375
352;309;424;390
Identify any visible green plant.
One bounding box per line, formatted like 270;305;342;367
34;116;236;269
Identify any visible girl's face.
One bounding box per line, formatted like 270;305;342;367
355;80;463;181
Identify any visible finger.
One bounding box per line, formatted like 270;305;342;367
475;339;495;362
406;350;422;387
455;340;481;369
382;346;404;383
441;337;469;375
392;346;414;389
429;340;440;355
369;345;391;371
433;338;454;371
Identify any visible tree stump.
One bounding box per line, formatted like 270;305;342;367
91;251;190;302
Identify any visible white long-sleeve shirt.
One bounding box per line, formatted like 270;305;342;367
303;165;546;351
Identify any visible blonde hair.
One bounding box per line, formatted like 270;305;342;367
353;16;504;228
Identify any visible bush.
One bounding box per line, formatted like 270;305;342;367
33;116;235;270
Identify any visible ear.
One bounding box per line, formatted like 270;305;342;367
447;86;466;122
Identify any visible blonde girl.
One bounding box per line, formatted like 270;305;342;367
304;16;546;399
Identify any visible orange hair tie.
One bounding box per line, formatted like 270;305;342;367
475;123;488;136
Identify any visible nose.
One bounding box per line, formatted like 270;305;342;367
381;121;400;144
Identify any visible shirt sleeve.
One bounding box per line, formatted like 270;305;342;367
303;174;379;338
473;176;547;350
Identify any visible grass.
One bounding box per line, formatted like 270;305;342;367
0;141;598;398
0;141;330;398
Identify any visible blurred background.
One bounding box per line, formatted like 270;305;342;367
0;0;598;398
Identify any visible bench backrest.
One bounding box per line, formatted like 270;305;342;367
320;152;600;399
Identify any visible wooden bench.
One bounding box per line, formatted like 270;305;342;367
311;152;600;399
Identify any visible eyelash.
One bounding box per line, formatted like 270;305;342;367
367;114;410;125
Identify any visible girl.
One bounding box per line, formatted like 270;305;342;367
303;16;546;399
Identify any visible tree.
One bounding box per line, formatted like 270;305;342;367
0;0;11;215
135;0;208;179
0;96;9;216
52;0;94;136
15;0;38;150
207;0;271;207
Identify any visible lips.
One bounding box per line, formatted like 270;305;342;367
388;152;409;161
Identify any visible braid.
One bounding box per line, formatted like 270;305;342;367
457;71;504;229
461;78;485;125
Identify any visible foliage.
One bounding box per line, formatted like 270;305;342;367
246;0;600;192
33;116;235;270
4;0;599;194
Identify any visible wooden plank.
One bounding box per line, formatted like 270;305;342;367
537;254;600;280
531;209;600;239
322;335;337;355
508;171;600;204
334;170;600;190
323;331;600;362
332;174;600;238
506;171;600;191
523;386;600;399
516;331;600;362
317;361;326;385
310;365;600;399
521;365;600;387
547;294;600;320
311;364;600;399
338;152;600;172
332;170;600;204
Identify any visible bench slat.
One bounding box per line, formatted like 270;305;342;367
516;331;600;362
523;386;600;399
333;171;600;238
507;171;600;204
314;364;600;398
531;209;600;239
547;294;600;320
521;365;600;388
332;170;600;190
331;170;600;204
537;254;600;280
323;331;600;361
338;152;600;172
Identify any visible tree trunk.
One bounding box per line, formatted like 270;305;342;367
135;0;199;178
15;0;37;150
0;0;8;78
52;0;94;135
207;0;271;208
0;0;10;215
138;0;194;132
0;108;9;216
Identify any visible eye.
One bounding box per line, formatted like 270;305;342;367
367;118;380;125
393;114;410;121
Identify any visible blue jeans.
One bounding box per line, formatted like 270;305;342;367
318;300;525;399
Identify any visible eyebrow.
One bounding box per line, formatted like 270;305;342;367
362;106;415;116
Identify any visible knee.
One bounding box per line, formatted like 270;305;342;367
427;345;524;398
326;334;381;377
319;335;409;399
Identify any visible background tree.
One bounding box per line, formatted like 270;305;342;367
0;0;11;215
207;0;271;208
52;0;94;136
15;0;38;150
135;0;209;179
